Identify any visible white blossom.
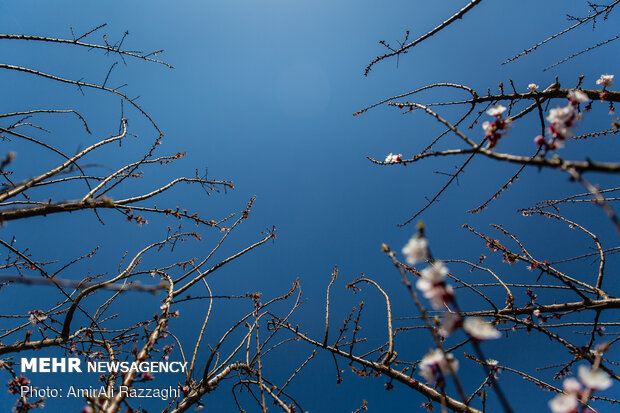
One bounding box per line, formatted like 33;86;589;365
463;317;501;340
548;393;578;413
578;365;612;390
420;261;448;283
28;311;47;326
553;124;573;140
416;261;452;308
416;280;454;309
568;89;589;103
528;83;539;92
562;377;581;394
439;312;461;338
546;104;578;141
486;105;507;117
483;106;511;148
418;349;459;383
384;153;402;163
481;120;493;135
547;105;574;124
401;236;428;264
534;135;546;147
596;74;614;87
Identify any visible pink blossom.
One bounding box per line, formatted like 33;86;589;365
534;135;546;146
482;105;511;148
596;74;614;87
528;83;539;92
481;121;494;137
545;92;587;145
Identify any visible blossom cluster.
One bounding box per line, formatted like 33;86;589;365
402;235;454;310
402;233;503;339
28;309;47;326
548;365;612;413
538;89;589;149
384;153;402;163
535;74;614;149
402;231;501;384
417;261;454;309
482;105;511;148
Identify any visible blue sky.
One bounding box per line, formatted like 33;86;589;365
1;1;619;412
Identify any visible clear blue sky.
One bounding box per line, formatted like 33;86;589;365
1;1;618;411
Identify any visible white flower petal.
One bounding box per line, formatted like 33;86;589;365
596;74;614;87
547;106;574;124
482;120;492;134
562;377;581;394
548;393;578;413
420;261;449;283
415;278;433;293
568;89;589;103
418;349;458;383
578;365;612;390
486;105;507;117
385;153;403;163
463;317;501;340
402;236;428;264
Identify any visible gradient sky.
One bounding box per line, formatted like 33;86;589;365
1;1;619;412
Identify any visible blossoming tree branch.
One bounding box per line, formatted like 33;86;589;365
1;2;619;413
279;2;619;413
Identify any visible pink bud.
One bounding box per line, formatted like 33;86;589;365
534;135;546;147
